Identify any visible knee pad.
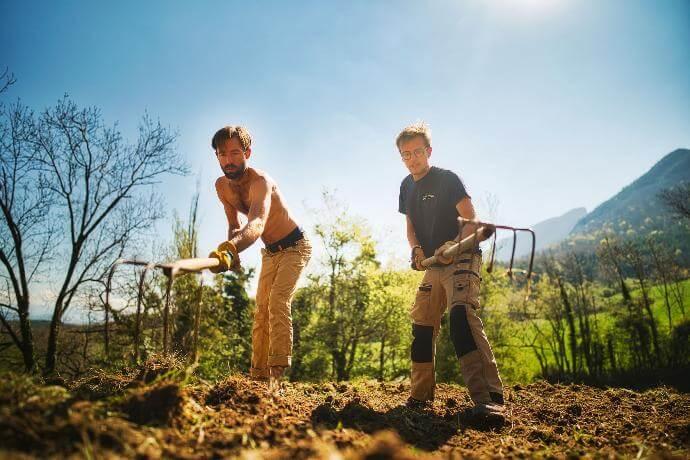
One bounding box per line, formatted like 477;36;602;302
449;304;477;358
411;324;434;363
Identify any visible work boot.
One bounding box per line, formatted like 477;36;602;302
405;397;432;410
471;402;506;424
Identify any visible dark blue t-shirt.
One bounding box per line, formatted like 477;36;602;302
398;166;470;258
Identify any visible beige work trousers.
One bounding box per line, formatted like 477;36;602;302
410;251;503;405
250;237;311;378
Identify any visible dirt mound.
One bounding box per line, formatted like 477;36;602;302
70;353;187;400
119;381;185;426
0;373;162;458
1;373;688;458
132;354;187;384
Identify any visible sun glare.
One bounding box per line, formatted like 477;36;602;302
500;0;566;16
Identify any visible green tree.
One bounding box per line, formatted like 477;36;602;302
366;268;418;380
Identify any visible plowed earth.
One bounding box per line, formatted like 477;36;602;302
0;367;688;459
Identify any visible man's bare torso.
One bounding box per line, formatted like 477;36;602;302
215;167;298;244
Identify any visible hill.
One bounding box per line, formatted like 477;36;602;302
572;148;690;235
550;149;690;263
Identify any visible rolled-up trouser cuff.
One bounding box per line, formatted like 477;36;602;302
250;367;269;379
268;355;291;367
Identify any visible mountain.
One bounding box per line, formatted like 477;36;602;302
495;207;587;261
571;148;690;235
557;148;690;264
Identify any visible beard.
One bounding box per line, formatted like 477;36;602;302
223;163;246;180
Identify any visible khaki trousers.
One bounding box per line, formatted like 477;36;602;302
250;237;311;378
410;251;503;405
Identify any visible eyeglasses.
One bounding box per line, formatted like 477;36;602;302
400;147;427;161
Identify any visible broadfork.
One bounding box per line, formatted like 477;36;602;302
420;218;536;300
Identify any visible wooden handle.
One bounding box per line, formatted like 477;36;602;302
156;257;221;277
420;226;494;268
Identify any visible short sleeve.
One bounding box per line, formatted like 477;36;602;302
398;179;407;214
446;171;470;205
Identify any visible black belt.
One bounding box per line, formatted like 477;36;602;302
265;227;304;253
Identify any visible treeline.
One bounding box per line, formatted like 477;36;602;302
523;234;689;384
9;188;687;389
2;72;689;387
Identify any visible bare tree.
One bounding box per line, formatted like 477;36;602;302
646;236;682;332
544;256;578;377
0;75;56;372
30;97;188;375
0;68;16;94
598;236;652;369
659;183;690;221
624;240;662;365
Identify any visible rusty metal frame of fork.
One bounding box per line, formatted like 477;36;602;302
104;257;220;357
462;218;536;300
420;218;536;300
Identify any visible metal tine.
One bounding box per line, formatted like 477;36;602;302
133;263;155;363
487;230;498;273
107;257;214;357
105;259;156;309
103;258;147;356
107;258;178;356
523;228;536;301
104;259;125;358
509;228;517;279
458;218;537;301
163;275;174;355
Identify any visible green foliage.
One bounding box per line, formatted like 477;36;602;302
11;184;689;393
195;270;255;380
507;232;690;384
292;195;381;381
291;192;421;382
166;194;255;380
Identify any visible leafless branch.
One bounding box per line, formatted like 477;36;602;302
659;183;690;221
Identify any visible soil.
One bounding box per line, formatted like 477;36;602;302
0;367;688;459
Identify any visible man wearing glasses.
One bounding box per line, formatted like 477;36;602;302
396;122;504;420
208;125;311;390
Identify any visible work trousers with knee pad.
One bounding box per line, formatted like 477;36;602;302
250;237;311;379
410;251;503;405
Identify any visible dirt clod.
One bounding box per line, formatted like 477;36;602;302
120;381;184;425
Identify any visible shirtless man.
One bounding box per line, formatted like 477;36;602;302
208;126;311;386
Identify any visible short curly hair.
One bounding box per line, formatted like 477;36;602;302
395;122;431;150
211;126;252;152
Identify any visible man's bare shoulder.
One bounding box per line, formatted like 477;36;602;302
247;168;276;190
214;176;236;202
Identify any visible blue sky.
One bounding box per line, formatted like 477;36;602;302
2;0;689;309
